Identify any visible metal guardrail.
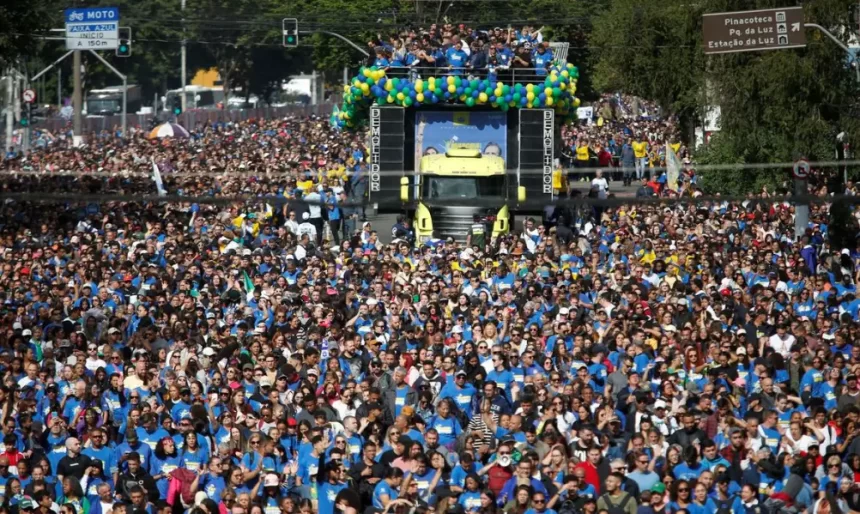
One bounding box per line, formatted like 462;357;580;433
35;104;336;134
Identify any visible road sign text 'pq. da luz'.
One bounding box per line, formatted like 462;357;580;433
703;6;805;55
65;7;120;51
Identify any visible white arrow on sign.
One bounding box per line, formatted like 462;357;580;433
791;22;800;32
22;89;36;103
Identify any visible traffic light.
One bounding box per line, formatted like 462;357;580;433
282;18;299;47
171;96;182;116
116;27;132;57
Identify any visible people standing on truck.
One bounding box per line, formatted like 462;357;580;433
533;44;553;76
575;138;591;181
326;193;343;246
446;41;469;75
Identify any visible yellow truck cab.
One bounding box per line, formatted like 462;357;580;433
400;143;525;244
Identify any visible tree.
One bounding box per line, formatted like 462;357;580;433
0;0;56;67
592;0;860;194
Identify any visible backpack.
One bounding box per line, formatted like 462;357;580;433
714;494;737;514
601;493;632;514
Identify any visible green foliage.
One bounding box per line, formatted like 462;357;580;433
592;0;860;194
0;0;55;66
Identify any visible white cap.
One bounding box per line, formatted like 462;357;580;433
302;212;310;220
12;322;22;331
737;347;747;356
263;473;280;487
202;347;217;357
22;329;32;337
654;400;668;410
108;327;121;335
451;325;463;334
366;298;378;307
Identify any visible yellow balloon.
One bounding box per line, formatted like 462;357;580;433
546;97;554;106
415;80;424;93
574;98;581;107
570;85;576;94
527;92;535;101
377;70;386;81
527;102;533;108
560;82;566;90
478;92;488;103
526;84;534;93
396;92;405;101
353;79;361;87
387;95;395;103
416;93;425;102
448;84;457;93
561;70;570;78
494;88;503;98
362;69;371;77
343;84;350;93
447;76;455;85
496;81;504;90
544;87;553;97
428;81;436;92
385;81;394;92
459;95;467;102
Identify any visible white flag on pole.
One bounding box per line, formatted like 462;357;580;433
665;143;681;193
151;159;167;196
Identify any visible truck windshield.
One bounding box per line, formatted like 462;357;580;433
425;176;505;200
87;98;122;114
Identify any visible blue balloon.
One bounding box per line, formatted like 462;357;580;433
456;87;464;95
553;81;559;87
504;94;512;102
520;97;528;106
539;93;547;101
489;95;497;103
378;77;387;86
409;90;417;98
444;91;451;99
471;90;479;99
430;94;439;103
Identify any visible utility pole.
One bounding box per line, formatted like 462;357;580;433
181;0;187;113
73;50;82;144
5;69;13;153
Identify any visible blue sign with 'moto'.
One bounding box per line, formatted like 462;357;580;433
64;7;119;24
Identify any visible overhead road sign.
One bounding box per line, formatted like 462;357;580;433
703;7;805;55
65;7;120;50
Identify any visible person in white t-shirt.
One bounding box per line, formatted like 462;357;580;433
591;169;609;199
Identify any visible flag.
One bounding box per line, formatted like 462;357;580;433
242;271;255;302
665;143;681;193
151;160;167;196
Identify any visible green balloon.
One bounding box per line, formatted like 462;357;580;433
512;93;521;102
466;97;475;107
470;79;479;89
514;83;523;92
553;87;561;97
464;88;472;96
392;78;400;88
404;97;413;106
502;85;511;95
454;77;462;86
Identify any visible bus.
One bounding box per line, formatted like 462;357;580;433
86;85;142;116
164;86;224;111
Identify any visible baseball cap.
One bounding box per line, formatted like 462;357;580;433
651;482;666;494
22;329;32;337
455;370;467;378
654;400;667;410
108;327;121;335
263;473;280;487
202;347;216;357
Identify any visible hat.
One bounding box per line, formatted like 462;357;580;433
737;347;747;356
202;347;217;357
654;400;668;410
651;483;666;494
455;370;467;378
242;363;254;371
286;418;298;427
306;368;319;377
663;324;678;333
12;322;22;331
302;212;310;220
18;496;36;511
259;378;273;388
108;327;121;335
22;329;32;337
451;325;464;334
263;473;280;487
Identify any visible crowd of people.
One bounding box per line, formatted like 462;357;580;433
366;24;556;76
0;90;859;514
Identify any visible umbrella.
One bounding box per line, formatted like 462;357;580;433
148;123;190;139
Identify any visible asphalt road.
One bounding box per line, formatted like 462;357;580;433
368;179;639;244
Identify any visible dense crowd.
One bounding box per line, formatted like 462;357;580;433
366;24;556;76
0;105;859;514
558;94;692;192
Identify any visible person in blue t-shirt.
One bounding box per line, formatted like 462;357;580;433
446;42;468;74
